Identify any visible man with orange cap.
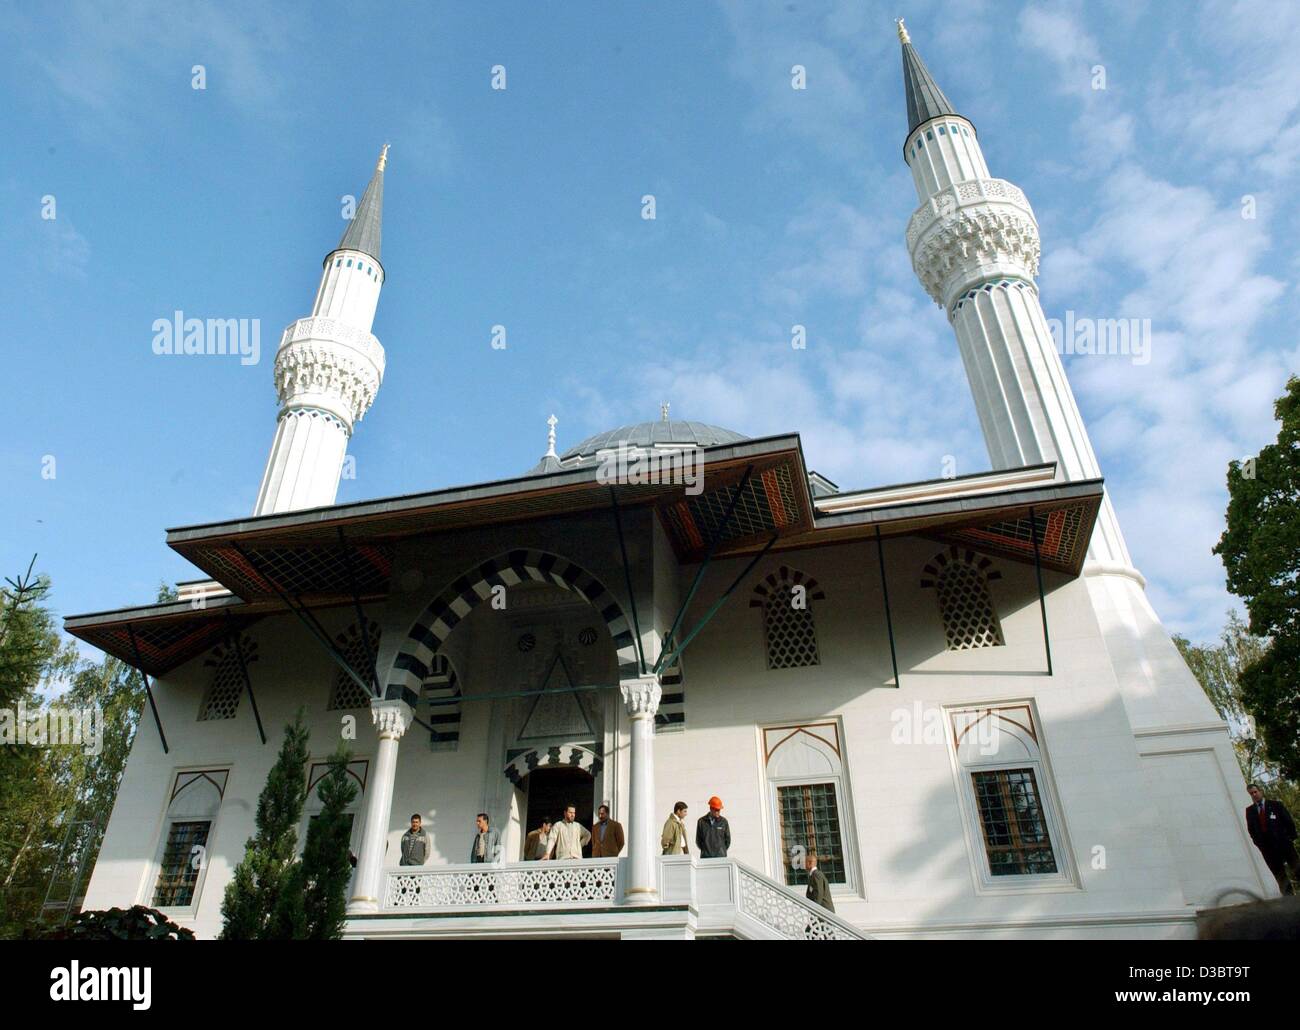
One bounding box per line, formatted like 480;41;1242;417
696;796;732;858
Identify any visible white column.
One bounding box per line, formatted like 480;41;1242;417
348;698;412;913
620;674;661;906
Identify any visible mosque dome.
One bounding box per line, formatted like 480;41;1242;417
524;416;748;476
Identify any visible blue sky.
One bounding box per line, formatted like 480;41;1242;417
2;0;1297;646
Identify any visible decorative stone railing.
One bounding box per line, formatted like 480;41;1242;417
734;862;867;940
905;177;1034;251
371;856;870;939
384;859;619;910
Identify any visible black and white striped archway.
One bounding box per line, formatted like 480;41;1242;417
503;743;603;788
385;550;642;737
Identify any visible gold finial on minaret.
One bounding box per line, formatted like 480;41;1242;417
376;143;390;172
896;18;910;44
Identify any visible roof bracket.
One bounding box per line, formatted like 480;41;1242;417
1028;506;1053;676
874;527;902;688
126;623;169;754
225;613;267;745
654;464;755;674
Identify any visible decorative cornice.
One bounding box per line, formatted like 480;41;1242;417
620;675;662;717
907;178;1040;307
273;317;386;427
911;206;1040;308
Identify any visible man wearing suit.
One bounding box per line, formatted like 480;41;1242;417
590;804;625;858
1246;784;1297;894
469;812;501;864
524;818;552;861
661;802;689;855
804;848;835;913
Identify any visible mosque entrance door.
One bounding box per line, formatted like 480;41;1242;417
523;767;594;858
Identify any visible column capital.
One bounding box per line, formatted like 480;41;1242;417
370;697;413;739
620;675;662;717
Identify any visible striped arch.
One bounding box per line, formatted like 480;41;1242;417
749;565;826;609
920;545;1004;651
504;743;603;788
385;548;640;716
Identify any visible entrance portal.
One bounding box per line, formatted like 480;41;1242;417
523;767;594;859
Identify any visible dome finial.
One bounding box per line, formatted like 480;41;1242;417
660;401;670;422
896;18;910;44
545;414;558;457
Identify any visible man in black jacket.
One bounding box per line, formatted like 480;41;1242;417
696;796;731;858
1246;784;1297;895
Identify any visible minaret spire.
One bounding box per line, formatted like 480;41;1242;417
337;144;388;264
252;149;390;516
898;24;960;137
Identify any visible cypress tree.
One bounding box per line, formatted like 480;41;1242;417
219;710;310;939
276;745;358;939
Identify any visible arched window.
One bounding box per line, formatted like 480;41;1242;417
762;723;857;894
921;547;1004;650
329;620;381;711
947;703;1073;890
151;770;226;909
198;637;255;721
751;566;824;670
299;758;368;863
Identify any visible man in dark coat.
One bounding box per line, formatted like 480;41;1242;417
804;848;835;913
400;813;428;866
590;804;625;858
696;796;731;858
1246;784;1297;895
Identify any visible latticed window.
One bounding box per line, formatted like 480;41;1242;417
763;600;820;669
932;556;1003;650
330;620;381;710
152;820;210;907
199;648;244;721
971;768;1057;876
753;567;824;670
777;783;845;886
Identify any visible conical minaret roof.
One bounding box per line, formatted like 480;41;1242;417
337;144;387;263
897;20;960;136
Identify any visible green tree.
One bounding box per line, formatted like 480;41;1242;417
1214;375;1300;779
0;558;81;936
220;711;310;940
274;745;357;939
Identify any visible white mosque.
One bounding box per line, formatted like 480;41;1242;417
68;25;1272;939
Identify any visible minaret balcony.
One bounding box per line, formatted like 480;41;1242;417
906;177;1035;252
907;178;1042;308
272;316;386;427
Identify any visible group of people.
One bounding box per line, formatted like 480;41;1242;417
396;795;835;913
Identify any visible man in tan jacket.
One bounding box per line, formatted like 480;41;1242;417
661;802;689;855
590;804;625;858
542;805;591;860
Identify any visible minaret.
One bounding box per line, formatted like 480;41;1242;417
253;147;390;515
898;23;1216;729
